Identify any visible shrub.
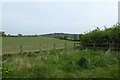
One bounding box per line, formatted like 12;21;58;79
78;57;88;69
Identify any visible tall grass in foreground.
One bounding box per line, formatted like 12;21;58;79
2;49;119;78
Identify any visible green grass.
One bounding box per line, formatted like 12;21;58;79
2;37;74;54
2;49;119;78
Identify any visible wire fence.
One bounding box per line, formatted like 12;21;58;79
74;42;120;51
2;43;74;54
3;42;120;55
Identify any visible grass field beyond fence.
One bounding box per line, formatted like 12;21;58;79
1;37;120;78
2;37;74;54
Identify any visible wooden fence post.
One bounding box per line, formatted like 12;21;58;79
39;44;42;52
54;43;56;50
93;43;95;48
74;43;75;49
93;43;95;50
20;45;23;54
109;42;115;51
112;41;115;51
79;43;81;50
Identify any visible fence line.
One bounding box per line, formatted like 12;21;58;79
3;42;120;54
74;42;120;51
3;43;73;54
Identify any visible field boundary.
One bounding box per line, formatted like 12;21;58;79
3;42;120;55
3;43;73;55
74;42;120;51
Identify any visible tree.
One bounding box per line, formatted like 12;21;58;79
18;34;22;37
64;35;68;40
1;31;6;37
7;34;11;37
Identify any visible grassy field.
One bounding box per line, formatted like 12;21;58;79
2;37;119;78
2;37;74;54
2;49;119;78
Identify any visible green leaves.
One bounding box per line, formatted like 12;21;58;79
81;23;120;44
78;57;88;69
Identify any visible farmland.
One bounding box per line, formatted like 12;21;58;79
1;35;120;78
1;1;120;79
1;35;119;79
1;23;120;78
2;37;74;54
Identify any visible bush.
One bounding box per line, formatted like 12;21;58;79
78;57;88;69
81;23;120;47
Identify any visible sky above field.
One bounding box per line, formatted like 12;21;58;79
0;0;119;35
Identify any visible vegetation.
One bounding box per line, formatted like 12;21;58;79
81;23;120;44
0;31;6;37
1;23;120;79
2;49;119;78
41;33;80;41
2;37;74;54
0;32;80;41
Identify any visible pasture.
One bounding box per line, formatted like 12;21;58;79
1;36;119;78
2;37;74;54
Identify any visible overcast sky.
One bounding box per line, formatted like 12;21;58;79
1;0;119;35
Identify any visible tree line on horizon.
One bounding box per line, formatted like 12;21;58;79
0;31;80;41
1;23;120;43
0;32;38;37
